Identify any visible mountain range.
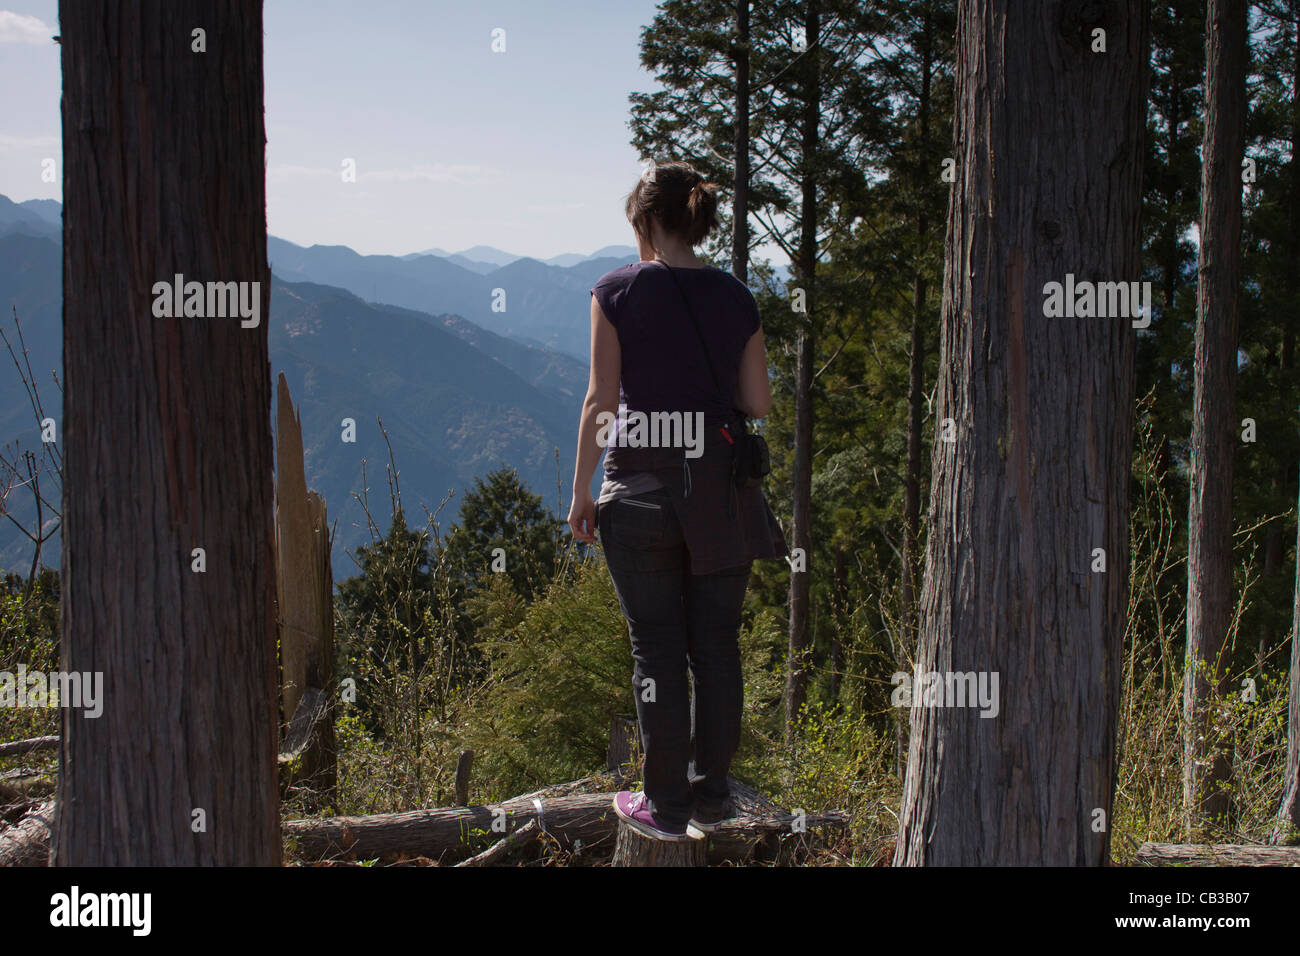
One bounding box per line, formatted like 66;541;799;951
0;195;624;581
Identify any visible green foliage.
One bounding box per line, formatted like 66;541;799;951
459;557;630;799
0;567;60;749
442;467;558;602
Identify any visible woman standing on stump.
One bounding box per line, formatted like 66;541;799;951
567;159;787;842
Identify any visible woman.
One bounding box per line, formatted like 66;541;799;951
567;159;787;842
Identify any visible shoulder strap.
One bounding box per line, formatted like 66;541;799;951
659;262;721;391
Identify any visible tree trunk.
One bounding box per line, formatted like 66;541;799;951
1276;443;1300;843
784;0;820;747
732;0;750;283
1276;0;1300;847
1184;0;1246;836
894;0;1149;865
55;1;280;865
900;0;935;779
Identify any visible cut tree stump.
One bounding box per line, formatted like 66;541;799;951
1136;842;1300;866
612;821;707;866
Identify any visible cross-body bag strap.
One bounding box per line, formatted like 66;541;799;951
658;261;768;493
658;261;724;399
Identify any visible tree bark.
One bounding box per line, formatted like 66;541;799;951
56;1;280;864
784;0;820;747
894;0;1149;865
1270;0;1300;847
1184;0;1246;835
900;0;936;778
1276;443;1300;843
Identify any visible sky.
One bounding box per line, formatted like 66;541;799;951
0;1;756;262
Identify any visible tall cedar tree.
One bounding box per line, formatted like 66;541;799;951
1184;0;1247;833
56;2;280;864
895;0;1149;865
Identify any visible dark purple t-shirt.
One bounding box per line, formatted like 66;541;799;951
590;261;761;426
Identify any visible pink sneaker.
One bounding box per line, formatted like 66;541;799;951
613;790;692;842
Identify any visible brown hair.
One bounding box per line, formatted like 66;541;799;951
625;160;720;247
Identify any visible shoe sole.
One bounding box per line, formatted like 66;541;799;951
686;819;723;840
613;795;693;843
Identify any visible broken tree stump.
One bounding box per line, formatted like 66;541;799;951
275;373;336;812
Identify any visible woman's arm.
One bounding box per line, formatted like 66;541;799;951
733;327;771;419
567;295;621;543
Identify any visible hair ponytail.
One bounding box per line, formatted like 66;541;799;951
626;160;720;247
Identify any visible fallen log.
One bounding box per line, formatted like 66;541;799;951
1136;842;1300;866
284;780;848;865
0;736;58;759
0;800;53;867
284;791;618;862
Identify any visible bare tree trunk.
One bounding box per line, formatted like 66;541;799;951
900;0;935;779
1276;457;1300;843
784;0;819;747
55;1;280;865
732;0;750;283
895;0;1149;865
1273;0;1300;844
1184;0;1246;836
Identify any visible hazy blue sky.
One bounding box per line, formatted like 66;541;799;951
0;1;737;261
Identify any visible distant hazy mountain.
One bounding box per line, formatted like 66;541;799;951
18;199;61;225
269;282;582;575
269;236;639;358
0;195;60;241
399;244;639;275
0;211;594;582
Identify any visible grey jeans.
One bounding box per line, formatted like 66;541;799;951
598;486;753;826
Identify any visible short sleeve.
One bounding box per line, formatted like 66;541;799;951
591;268;632;328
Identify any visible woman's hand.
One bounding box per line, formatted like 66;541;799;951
568;490;598;544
